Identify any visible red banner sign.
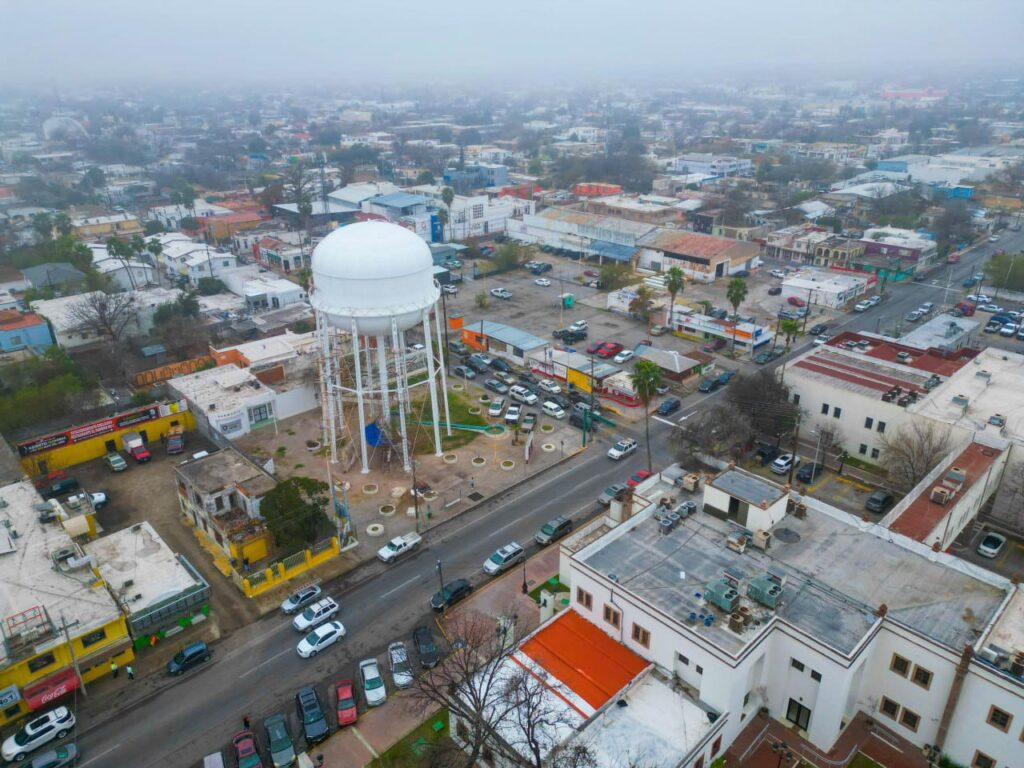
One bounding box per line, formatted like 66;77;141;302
23;667;80;710
18;406;163;457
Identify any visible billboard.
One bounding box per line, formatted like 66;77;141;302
17;402;189;457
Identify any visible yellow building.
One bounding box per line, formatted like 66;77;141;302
70;212;144;240
0;480;133;728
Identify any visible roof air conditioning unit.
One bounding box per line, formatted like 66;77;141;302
930;486;952;505
944;467;967;488
975;369;992;380
53;546;76;562
951;394;969;407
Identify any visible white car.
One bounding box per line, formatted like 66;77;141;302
569;320;588;332
999;323;1019;337
296;620;346;658
813;335;831;346
918;302;934;313
488;397;506;418
966;293;992;303
854;300;872;312
542;401;566;419
770;453;800;475
607;438;638;460
388;641;414;689
770;269;786;279
868;295;882;306
360;658;388;706
534;277;552;287
977;532;1007;558
292;597;340;632
280;584;322;615
490;287;512;300
1;707;76;762
538;379;561;395
613;350;634;364
509;385;538;405
441;284;457;295
504;404;522;425
989;235;1000;243
483;542;525;575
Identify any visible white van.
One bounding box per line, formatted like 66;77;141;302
509;385;538;405
542;401;566;419
203;753;226;768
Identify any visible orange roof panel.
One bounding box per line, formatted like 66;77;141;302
520;610;648;710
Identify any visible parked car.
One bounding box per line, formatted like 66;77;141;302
905;310;924;322
538;379;561;395
510;385;539;405
613;349;635;364
103;452;127;472
701;338;726;353
535;516;573;545
754;443;779;465
754;351;773;365
854;299;872;312
796;463;824;483
483;542;525;575
534;277;552;287
768;286;782;296
295;687;330;745
716;370;735;386
504;405;522;425
708;307;728;320
787;296;806;307
770;269;786;279
732;269;750;277
867;295;882;306
280;584;322;615
335;679;359;726
585;341;603;355
388;641;414;689
977;532;1007;559
919;302;935;313
412;625;440;668
264;714;295;768
813;335;831;346
464;356;490;374
595;341;624;358
697;378;718;393
230;730;263;768
488;398;506;418
999;323;1019;337
977;303;1004;313
23;745;79;768
598;483;629;506
966;293;992;303
493;371;516;387
656;398;682;416
431;578;473;610
376;532;422;563
359;658;387;707
2;708;76;763
569;320;588;332
489;287;512;300
292;597;340;632
451;365;476;380
449;340;469;356
297;620;346;658
626;470;652;488
167;641;212;676
770;453;800;475
520;412;537;432
649;324;668;336
808;323;829;336
484;378;509;395
541;401;566;419
607;438;638;460
865;490;895;513
441;284;458;295
558;328;587;343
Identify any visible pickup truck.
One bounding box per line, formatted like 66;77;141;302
122;431;151;463
520;412;537;432
377;532;422;563
165;425;185;455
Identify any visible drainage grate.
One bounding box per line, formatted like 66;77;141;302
468;492;484;502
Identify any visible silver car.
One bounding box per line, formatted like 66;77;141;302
388;642;414;689
483;542;525;575
280;584;322;615
360;658;387;707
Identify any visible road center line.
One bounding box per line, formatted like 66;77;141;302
239;646;292;678
80;744;120;767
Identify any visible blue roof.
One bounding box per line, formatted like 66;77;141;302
472;320;548;351
370;192;431;209
588;240;637;262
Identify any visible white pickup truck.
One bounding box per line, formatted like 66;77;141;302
376;532;423;563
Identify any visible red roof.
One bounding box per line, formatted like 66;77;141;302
519;610;648;710
0;310;44;331
890;442;1003;541
824;332;977;377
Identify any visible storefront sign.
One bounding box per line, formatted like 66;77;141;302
0;683;20;709
23;667;79;710
17;405;173;457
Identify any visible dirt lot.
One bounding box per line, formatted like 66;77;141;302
71;436;260;636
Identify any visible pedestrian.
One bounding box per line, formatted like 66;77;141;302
126;664;135;681
110;659;119;678
243;713;251;730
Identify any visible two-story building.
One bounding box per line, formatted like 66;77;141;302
166;364;279;440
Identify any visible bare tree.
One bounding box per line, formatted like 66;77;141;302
672;403;751;463
881;421;953;490
503;665;586;768
67;292;139;344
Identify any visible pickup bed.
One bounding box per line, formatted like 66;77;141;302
377;532;423;563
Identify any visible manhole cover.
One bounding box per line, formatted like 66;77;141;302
774;527;800;543
468;492;484;502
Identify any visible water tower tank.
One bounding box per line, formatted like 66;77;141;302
311;221;439;336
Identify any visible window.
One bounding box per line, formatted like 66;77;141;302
871;448;880;459
27;653;56;673
712;736;722;757
457;720;470;742
912;665;932;689
81;628;107;648
743;691;751;707
792;394;801;405
4;703;21;719
631;623;650;648
859;444;868;455
695;665;703;675
971;752;995;768
677;652;689;666
472;204;485;220
249;403;271;424
786;699;811;731
790;658;805;672
695;757;704;768
890;654;910;677
9;335;21;346
900;708;920;732
833;407;842;419
576;588;593;610
864;417;874;429
811;670;822;682
821;403;830;415
987;705;1012;733
877;421;886;434
603;604;621;629
880;697;899;719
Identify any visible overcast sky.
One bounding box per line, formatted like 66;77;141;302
5;0;1022;89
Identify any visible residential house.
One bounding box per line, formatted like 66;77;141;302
70;212;144;240
406;186;533;240
668;154;753;177
240;275;307;312
21;262;86;292
812;235;865;269
30;288;180;350
87;243;157;291
360;192;436;241
0;310;54;352
859;226;939;274
780;269;871;309
762;225;832;266
146;200;233;230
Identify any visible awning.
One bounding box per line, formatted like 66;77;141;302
23;667;80;711
587;240;637;262
61;514;91;538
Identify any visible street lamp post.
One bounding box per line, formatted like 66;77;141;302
521;559;529;594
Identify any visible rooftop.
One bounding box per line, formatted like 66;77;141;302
576;490;1008;655
168;365;272;416
472;320;549;351
175;447;277;497
898;314;979;351
368;191;432;209
0;310;45;331
638;229;760;262
711;468;787;508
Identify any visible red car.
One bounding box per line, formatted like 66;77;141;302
585;341;603;355
336;678;358;726
626;470;652;488
596;342;624;359
787;296;806;307
232;730;263;768
584;269;599;277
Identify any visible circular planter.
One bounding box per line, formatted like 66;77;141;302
362;483;379;496
422;490;438;502
501;459;515;471
390;486;407;499
442;453;458;464
305;440;322;452
468;406;482;415
540;424;554;433
541;443;556;453
479;396;490;404
471;456;487;468
452;383;464;392
366;523;385;538
379;504;396;517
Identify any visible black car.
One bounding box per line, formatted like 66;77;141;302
708;308;729;320
431;578;473;611
412;625;440;668
732;269;750;278
865;490;895;514
553;328;587;342
546;393;571;410
809;323;829;336
518;371;538;385
796;462;825;483
296;686;329;745
449;341;469;356
464;357;490;374
489;357;512;373
656;398;682;416
568;411;597;431
754;442;779;465
535;515;573;545
768;286;782;296
697;378;718;393
166;641;211;676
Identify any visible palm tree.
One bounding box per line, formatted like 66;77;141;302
726;277;749;351
780;318;802;349
31;213;54;242
630;360;663;472
106;236;138;290
441;187;455;241
664;266;684;330
53;212;73;238
628;285;653;322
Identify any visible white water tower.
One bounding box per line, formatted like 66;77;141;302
311;221;451;473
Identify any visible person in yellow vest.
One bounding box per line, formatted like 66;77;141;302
109;659;119;678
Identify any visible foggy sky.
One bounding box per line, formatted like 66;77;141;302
5;0;1023;89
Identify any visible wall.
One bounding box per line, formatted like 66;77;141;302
0;321;53;352
275;384;318;420
943;663;1024;768
240;537;342;597
133;356;214;387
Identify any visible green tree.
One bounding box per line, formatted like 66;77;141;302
106;237;138;290
259;477;331;553
630;360;663;472
53;212;73;237
197;277;226;295
984;252;1024;293
527;157;544;175
415;170;435;185
598;263;630;290
145;238;163;270
493;242;524;272
31;213;54;242
725;278;749;351
628;285;652;322
664;266;685;329
779;318;802;349
474;291;488;309
441;187;455;241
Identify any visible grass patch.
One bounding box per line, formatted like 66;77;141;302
275;446;287;457
368;708;450;767
529;574;570;604
842;455;885;476
293;463;304;470
408;390;486;454
848;755;883;768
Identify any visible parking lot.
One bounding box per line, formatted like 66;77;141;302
951;522;1024;580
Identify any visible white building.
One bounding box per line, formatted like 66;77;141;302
242;275;307;311
146;200;233;230
182;248;238;286
780;269;869;309
30;287;180;349
166;364;277;439
87;243;158;291
406;185;534;240
668;154;753;177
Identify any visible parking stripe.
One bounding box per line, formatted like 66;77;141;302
353;727;379;758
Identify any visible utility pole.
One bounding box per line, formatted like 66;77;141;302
59;615;87;699
411;458;421;532
787;413;803;487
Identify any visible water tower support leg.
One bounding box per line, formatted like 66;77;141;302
351;321;370;473
433;300;452;436
422;312;443;455
377;335;390;419
392;319;412;472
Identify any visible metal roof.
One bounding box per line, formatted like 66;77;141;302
474;320;548;350
370;192;432;209
588;240;637;262
712;468;786;508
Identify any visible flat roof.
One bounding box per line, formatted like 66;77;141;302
168;364;271;415
577;495;1007;655
473;320;549;351
711;468;786;508
175;447;277;497
898;314;979;350
86;521;204;616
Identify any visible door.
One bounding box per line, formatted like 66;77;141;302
105;439;117;453
140;430;149;443
786;699;811;731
